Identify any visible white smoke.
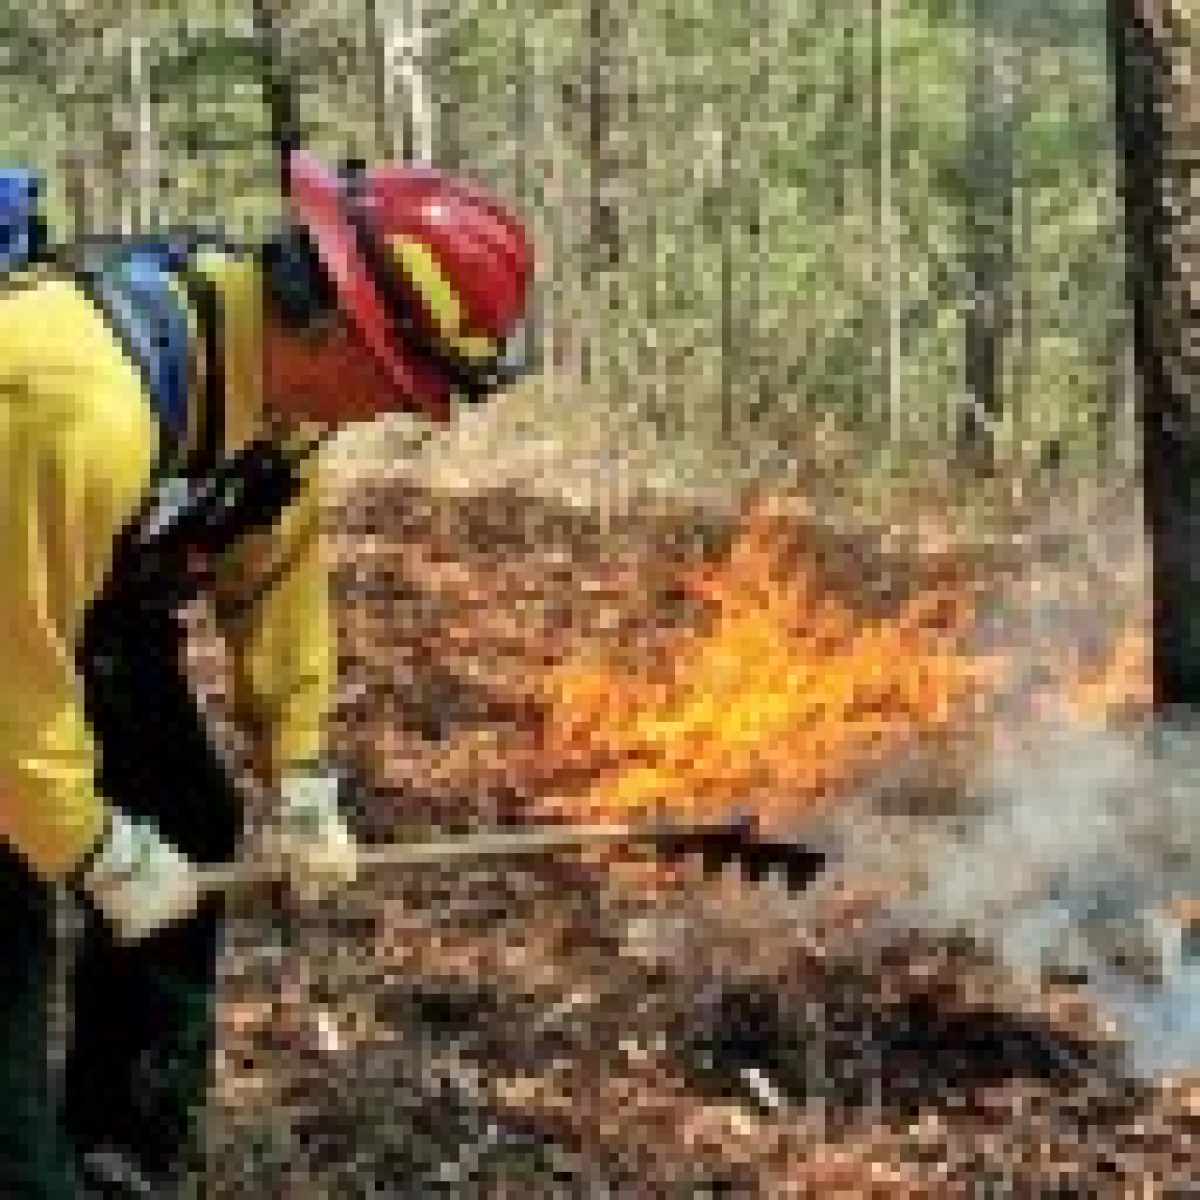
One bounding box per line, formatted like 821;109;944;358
901;716;1200;1078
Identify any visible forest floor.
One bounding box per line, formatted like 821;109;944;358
182;434;1200;1197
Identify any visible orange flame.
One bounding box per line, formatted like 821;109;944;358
539;506;1006;826
1064;621;1151;722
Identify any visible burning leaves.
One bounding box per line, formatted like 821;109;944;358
539;504;1005;827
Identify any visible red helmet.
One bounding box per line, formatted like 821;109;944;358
286;149;535;421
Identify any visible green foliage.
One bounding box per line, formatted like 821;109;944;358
0;0;1126;483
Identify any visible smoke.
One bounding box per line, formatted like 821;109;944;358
897;716;1200;1078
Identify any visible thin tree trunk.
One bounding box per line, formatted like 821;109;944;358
432;0;466;172
638;24;665;432
580;0;621;393
719;117;735;440
744;2;768;428
60;13;99;239
129;19;160;236
958;0;1018;474
547;66;574;376
587;0;620;280
1097;3;1135;475
1012;21;1035;432
391;0;433;164
832;4;857;220
873;0;900;441
364;0;395;160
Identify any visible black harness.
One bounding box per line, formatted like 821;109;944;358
69;247;323;876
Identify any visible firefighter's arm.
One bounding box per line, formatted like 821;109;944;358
224;464;335;786
223;467;356;898
0;280;161;881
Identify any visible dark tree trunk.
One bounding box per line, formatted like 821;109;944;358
958;0;1018;474
1109;0;1200;710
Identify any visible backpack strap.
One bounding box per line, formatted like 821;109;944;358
67;237;324;625
174;262;226;480
0;169;48;273
70;237;225;483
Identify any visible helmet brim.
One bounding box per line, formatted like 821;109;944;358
286;149;456;422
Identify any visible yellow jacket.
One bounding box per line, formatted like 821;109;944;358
0;250;333;881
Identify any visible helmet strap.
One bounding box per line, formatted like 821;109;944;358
259;225;337;333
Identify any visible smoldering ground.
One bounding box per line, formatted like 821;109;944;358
802;497;1200;1083
845;715;1200;1081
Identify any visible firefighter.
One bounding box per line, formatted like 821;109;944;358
0;149;535;1198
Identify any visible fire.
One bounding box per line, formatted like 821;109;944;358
539;505;1006;826
1064;621;1151;722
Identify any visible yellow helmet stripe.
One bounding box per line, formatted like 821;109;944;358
386;237;498;364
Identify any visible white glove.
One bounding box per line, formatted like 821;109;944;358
260;770;359;903
82;810;203;944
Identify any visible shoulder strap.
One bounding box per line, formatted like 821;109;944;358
175;263;226;481
0;168;48;273
69;237;226;483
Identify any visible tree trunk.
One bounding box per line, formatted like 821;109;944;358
364;0;395;160
58;10;102;238
587;0;620;280
872;0;899;438
1109;0;1200;711
397;0;434;164
957;0;1018;473
431;0;466;172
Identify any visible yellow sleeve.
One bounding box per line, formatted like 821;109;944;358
0;280;161;880
224;463;335;786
